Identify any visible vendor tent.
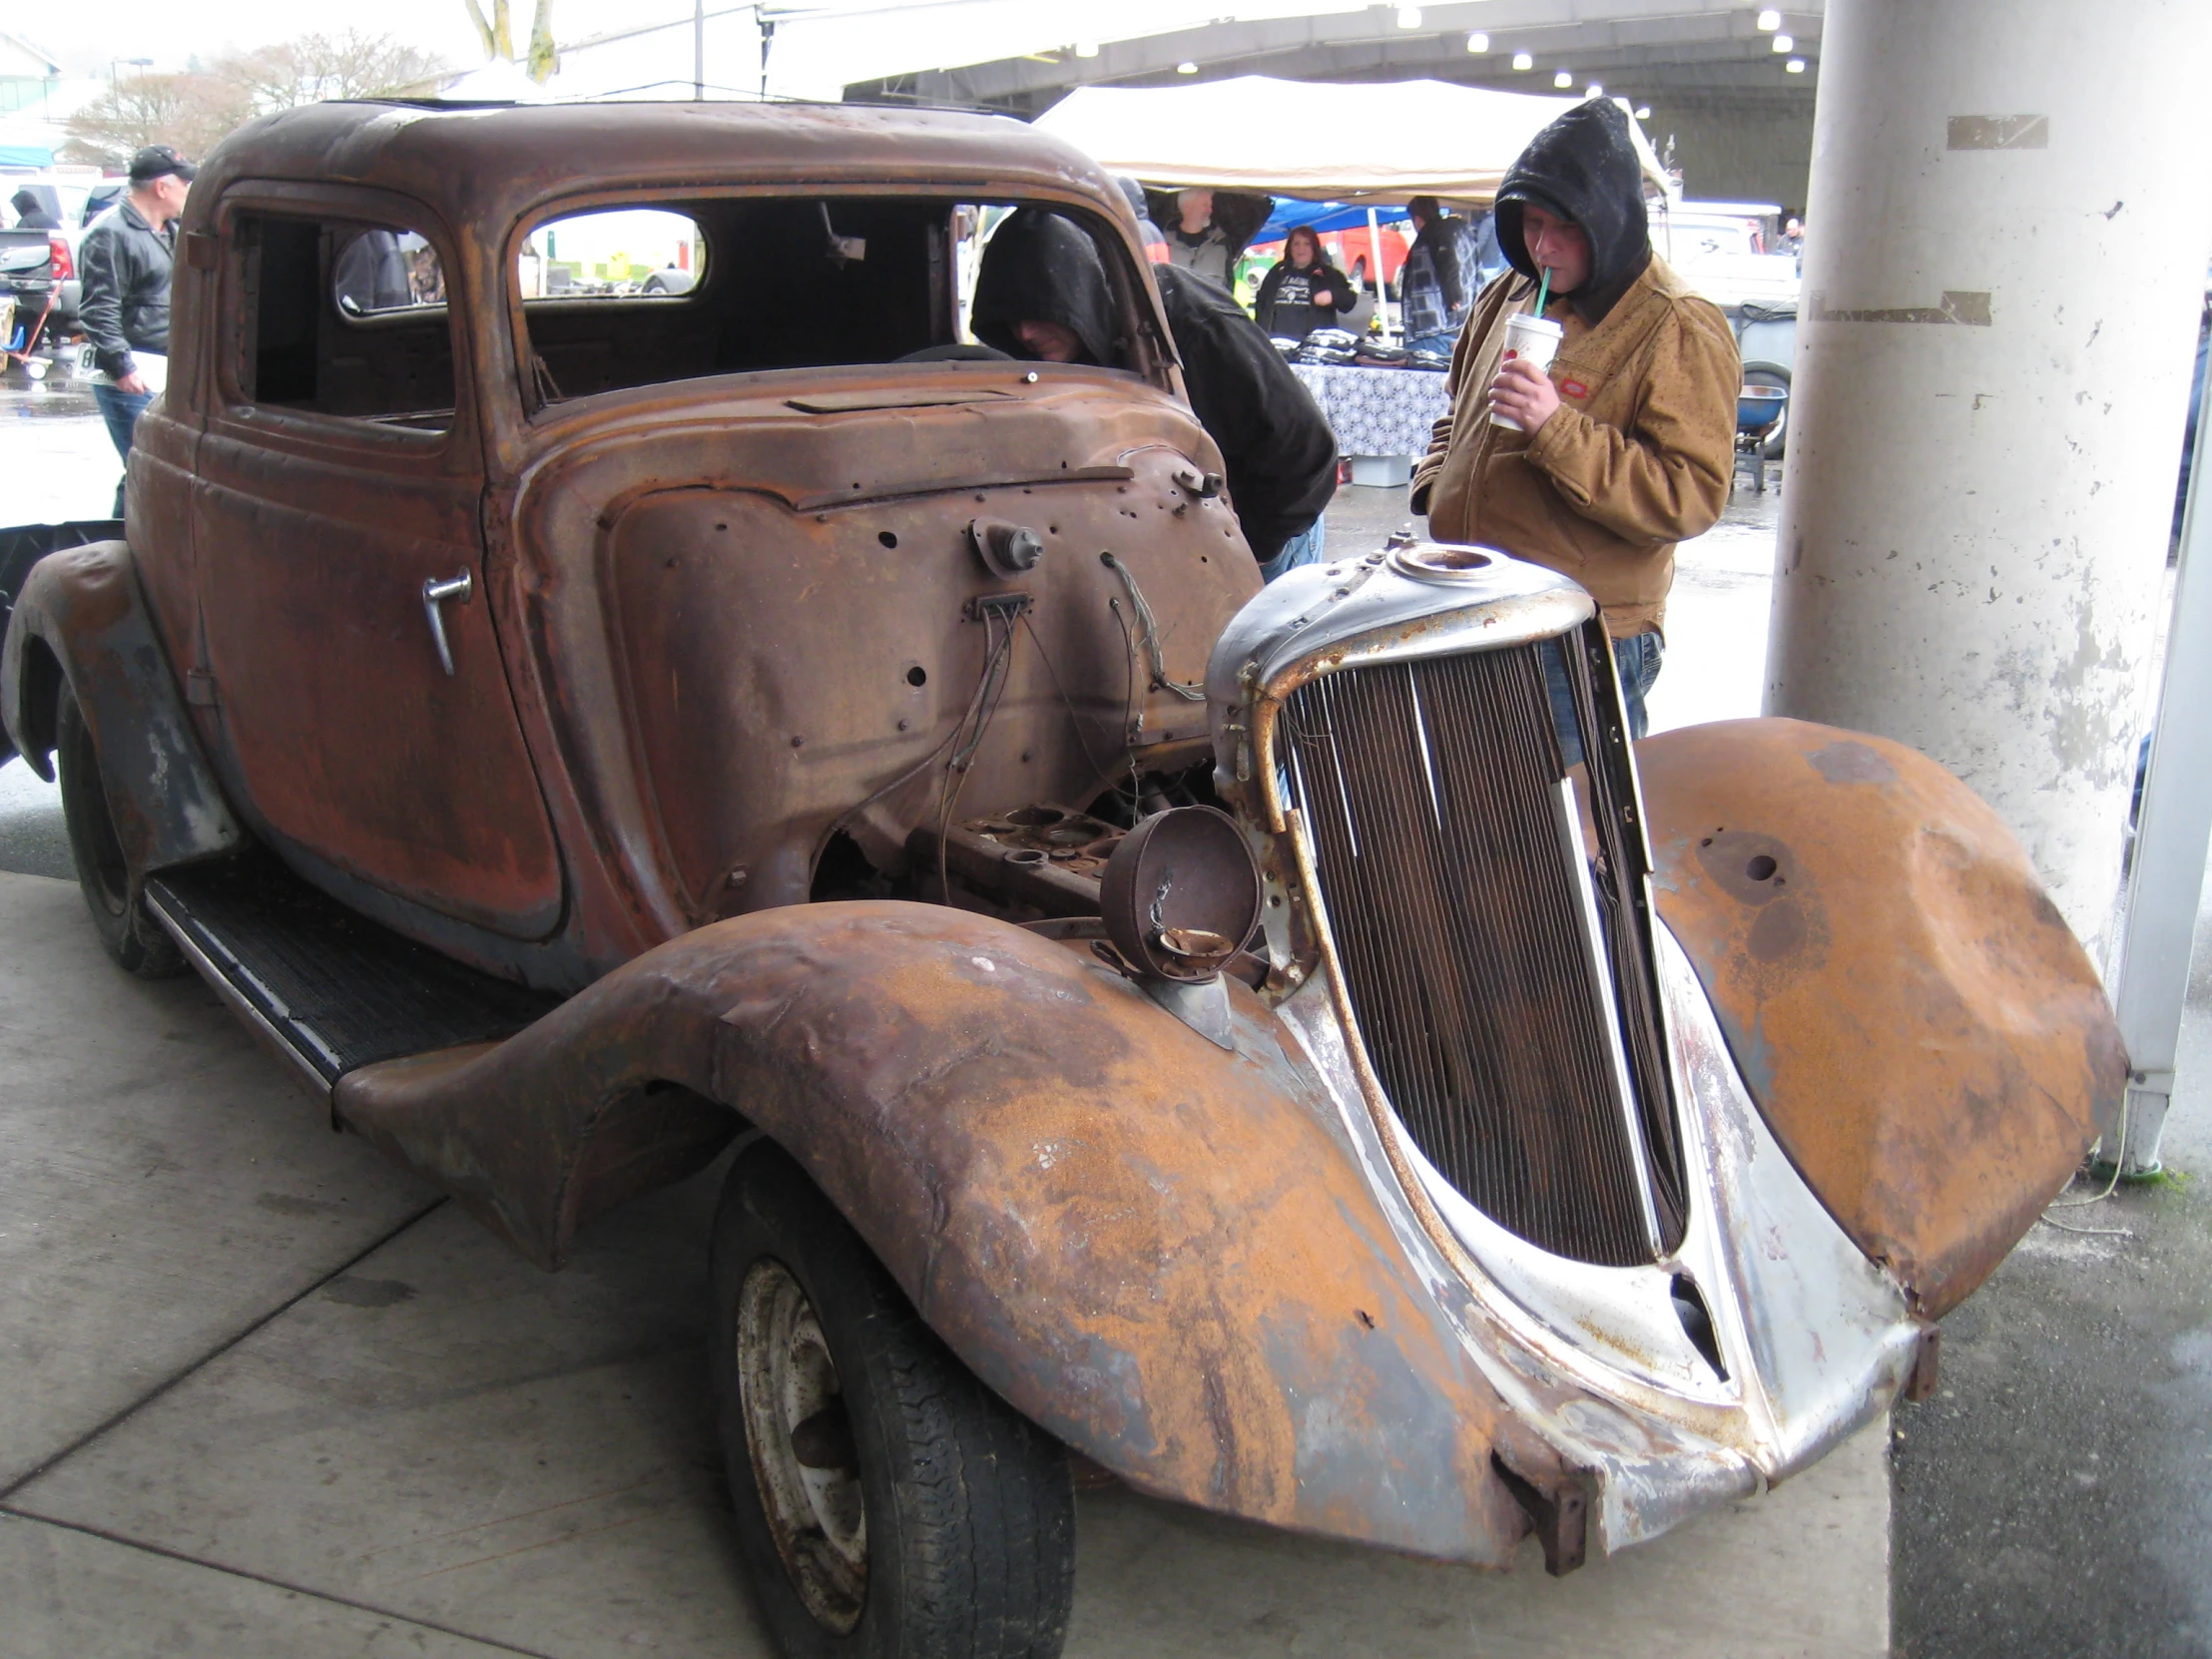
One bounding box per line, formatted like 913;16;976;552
1034;76;1667;207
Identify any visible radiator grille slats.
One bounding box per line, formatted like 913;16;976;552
1283;643;1664;1267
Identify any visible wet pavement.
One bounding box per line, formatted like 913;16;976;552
6;371;2212;1654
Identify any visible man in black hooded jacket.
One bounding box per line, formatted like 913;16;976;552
971;208;1338;577
1410;99;1736;761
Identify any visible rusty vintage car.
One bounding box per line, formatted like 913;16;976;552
1;99;2121;1658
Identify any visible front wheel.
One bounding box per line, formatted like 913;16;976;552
55;679;183;978
710;1141;1075;1659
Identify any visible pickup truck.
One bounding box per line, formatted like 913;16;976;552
0;97;2121;1659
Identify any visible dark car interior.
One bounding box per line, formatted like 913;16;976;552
514;196;1146;410
232;214;458;431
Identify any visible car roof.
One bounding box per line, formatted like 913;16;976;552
192;98;1134;237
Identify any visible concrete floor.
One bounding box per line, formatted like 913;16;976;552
0;854;1892;1655
0;376;2180;1656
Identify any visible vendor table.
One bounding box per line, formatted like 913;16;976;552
1290;362;1451;460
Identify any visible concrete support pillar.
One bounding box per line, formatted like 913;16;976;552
1765;0;2212;953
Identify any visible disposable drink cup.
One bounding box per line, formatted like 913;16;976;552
1489;311;1564;431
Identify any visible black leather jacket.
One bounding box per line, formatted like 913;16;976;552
79;200;175;377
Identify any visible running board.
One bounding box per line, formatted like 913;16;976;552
145;852;563;1095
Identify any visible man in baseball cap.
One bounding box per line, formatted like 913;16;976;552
80;146;195;515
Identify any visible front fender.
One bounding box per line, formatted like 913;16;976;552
1638;718;2123;1317
334;900;1540;1564
0;539;241;879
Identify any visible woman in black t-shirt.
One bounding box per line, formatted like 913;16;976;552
1254;226;1357;341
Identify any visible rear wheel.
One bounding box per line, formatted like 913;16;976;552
1743;359;1791;460
55;679;183;978
710;1141;1075;1659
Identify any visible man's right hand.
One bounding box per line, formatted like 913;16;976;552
114;370;148;394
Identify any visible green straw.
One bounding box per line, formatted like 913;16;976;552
1534;266;1552;316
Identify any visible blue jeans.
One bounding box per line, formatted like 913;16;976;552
1543;632;1663;771
1403;330;1460;357
1258;517;1327;583
94;383;153;518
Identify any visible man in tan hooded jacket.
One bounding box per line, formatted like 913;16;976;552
1410;98;1738;759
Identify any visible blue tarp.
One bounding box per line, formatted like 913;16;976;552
1252;198;1410;245
0;145;54;168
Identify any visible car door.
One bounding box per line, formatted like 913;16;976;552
192;191;563;940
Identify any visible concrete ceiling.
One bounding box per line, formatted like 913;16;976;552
845;1;1824;116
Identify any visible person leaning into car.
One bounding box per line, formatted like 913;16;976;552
1410;99;1737;764
79;144;195;518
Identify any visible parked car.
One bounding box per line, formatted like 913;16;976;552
1655;203;1803;459
0;99;2122;1659
1;174;122;345
0;220;75;344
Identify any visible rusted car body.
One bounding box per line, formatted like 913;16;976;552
0;97;2119;1653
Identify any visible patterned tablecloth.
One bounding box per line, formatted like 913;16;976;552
1290;363;1452;458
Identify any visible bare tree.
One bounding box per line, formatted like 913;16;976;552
217;32;449;109
59;33;452;172
60;73;250;170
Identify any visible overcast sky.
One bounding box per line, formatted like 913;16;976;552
33;2;1372;100
39;1;685;76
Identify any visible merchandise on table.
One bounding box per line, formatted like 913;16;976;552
1291;360;1452;460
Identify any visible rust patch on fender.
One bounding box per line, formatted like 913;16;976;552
1639;718;2121;1316
334;900;1543;1564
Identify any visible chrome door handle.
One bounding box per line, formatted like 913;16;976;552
421;572;472;676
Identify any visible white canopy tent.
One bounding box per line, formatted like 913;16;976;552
1033;76;1669;208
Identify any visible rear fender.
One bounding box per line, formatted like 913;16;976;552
334;900;1544;1563
0;539;241;877
1638;719;2124;1317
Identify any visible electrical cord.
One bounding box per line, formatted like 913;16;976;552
934;607;1020;902
2037;1090;2135;1238
1101;552;1206;703
813;601;1017;884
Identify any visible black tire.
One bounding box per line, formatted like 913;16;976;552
710;1141;1075;1659
1743;359;1790;460
55;679;184;978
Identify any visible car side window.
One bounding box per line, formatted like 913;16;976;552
230;212;457;432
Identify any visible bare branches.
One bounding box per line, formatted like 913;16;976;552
59;33;452;172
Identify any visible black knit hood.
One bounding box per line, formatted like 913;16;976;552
970;208;1119;366
1495;98;1651;325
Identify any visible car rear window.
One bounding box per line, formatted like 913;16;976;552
229;212;457;432
512;196;1145;411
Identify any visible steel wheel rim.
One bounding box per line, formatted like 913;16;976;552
736;1257;867;1633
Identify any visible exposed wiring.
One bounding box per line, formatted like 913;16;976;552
1101;552;1206;703
813;599;1015;883
2036;1091;2136;1238
933;606;1020;903
1019;612;1131;808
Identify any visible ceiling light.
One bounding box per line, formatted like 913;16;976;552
1176;60;1198;73
1756;8;1781;29
1634;104;1652;118
1585;82;1603;97
1396;5;1421;26
1553;70;1573;88
1512;50;1534;70
1772;33;1794;51
1074;41;1098;58
1785;56;1806;72
1465;31;1489;53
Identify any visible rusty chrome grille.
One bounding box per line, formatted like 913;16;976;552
1281;634;1685;1267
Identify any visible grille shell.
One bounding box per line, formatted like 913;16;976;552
1280;634;1684;1267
